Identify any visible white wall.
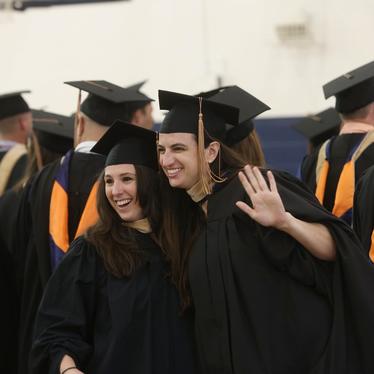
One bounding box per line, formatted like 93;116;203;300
1;0;374;120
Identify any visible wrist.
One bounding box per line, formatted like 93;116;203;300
274;211;293;232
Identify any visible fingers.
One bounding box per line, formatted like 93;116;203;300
238;171;256;197
252;166;269;191
242;165;268;193
236;201;255;217
267;170;278;193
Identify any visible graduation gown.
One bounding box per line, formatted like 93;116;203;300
0;189;23;374
13;152;105;374
31;235;198;374
301;134;374;211
0;150;27;191
188;170;374;374
353;165;374;256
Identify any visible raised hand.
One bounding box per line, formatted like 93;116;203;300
236;165;289;229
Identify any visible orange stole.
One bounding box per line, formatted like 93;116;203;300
315;133;374;219
315;148;355;218
370;230;374;263
49;180;99;253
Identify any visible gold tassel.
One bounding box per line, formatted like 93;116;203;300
74;89;82;128
31;131;43;171
196;97;226;197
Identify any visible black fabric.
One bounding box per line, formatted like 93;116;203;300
188;170;374;374
335;78;374;114
81;96;138;127
13;152;105;374
301;134;374;212
91;120;158;170
292;108;341;147
67;153;105;241
0;189;22;374
159;90;239;141
0;92;30;120
66;80;152;127
224;120;254;146
208;85;270;124
353;165;374;255
0;151;28;192
32;109;74;154
31;235;198;374
322;60;374;113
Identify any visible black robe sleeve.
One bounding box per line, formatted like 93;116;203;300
258;170;374;372
31;238;97;374
5;153;28;191
232;170;336;297
353;165;374;255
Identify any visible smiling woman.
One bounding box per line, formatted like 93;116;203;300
157;89;374;374
30;121;198;374
104;164;143;222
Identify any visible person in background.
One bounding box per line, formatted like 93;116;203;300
353;165;374;259
301;61;374;224
293;108;341;180
293;108;341;155
0;109;74;374
0;91;32;195
203;85;270;167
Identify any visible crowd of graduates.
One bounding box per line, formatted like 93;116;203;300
1;60;374;374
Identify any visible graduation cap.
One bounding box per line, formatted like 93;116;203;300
65;80;153;127
0;91;30;121
124;80;153;100
207;85;270;146
158;89;239;141
292;108;341;147
32;109;74;154
91;120;158;170
196;86;233;99
323;61;374;114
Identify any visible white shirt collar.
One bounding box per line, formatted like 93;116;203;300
75;141;97;154
0;140;19;152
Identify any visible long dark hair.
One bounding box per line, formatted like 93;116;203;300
86;165;161;278
159;135;246;310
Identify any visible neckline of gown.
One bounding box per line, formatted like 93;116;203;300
205;174;245;221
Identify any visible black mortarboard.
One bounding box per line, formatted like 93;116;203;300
65;80;153;126
0;91;30;121
158;90;239;141
91;120;158;170
196;86;232;99
207;85;270;145
32;109;74;154
323;61;374;114
292;108;341;147
124;80;154;101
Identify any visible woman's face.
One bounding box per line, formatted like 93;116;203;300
104;164;144;222
158;133;200;190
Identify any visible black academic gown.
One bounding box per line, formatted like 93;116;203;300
301;134;374;211
13;152;105;374
189;170;374;374
31;235;198;374
0;189;23;374
0;150;27;191
353;165;374;255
